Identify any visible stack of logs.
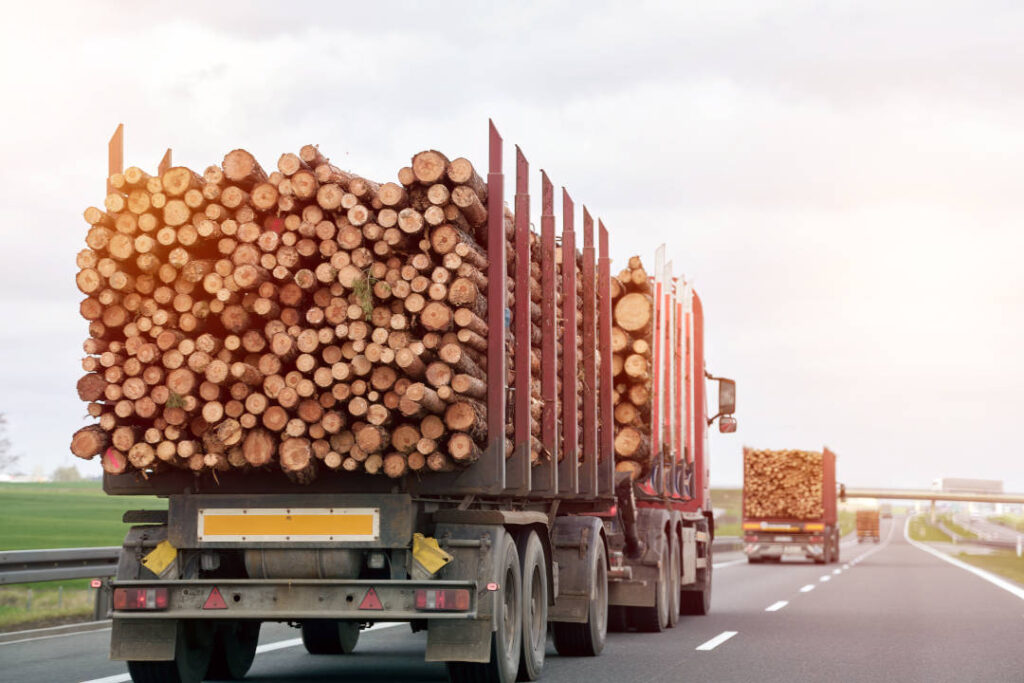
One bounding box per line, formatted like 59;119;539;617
610;256;655;480
71;144;556;484
743;448;825;520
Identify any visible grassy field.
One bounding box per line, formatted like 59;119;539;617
988;515;1024;533
908;515;953;542
711;488;742;536
957;550;1024;587
940;514;978;539
0;481;164;550
0;583;94;631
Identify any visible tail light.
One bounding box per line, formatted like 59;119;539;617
743;535;758;542
809;536;823;543
414;588;470;612
113;587;168;611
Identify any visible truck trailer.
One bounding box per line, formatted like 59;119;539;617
742;448;840;564
856;509;881;542
90;123;737;683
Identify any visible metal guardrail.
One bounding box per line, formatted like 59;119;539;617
0;547;119;585
0;538;744;585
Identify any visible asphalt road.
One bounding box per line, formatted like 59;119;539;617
2;516;1022;683
958;514;1023;545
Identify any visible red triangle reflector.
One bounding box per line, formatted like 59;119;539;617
203;587;228;610
358;587;383;610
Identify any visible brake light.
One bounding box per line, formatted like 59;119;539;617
809;536;823;543
743;535;757;542
414;588;470;611
113;587;169;611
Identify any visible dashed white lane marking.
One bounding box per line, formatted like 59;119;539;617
79;623;403;683
696;631;738;651
819;575;831;582
903;516;1024;602
800;584;815;593
832;568;842;575
843;564;850;569
713;558;747;569
765;600;788;612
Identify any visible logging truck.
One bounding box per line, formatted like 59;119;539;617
82;123;736;683
742;448;840;564
856;509;881;542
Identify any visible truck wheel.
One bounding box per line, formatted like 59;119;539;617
667;536;680;628
552;538;608;656
448;534;521;683
833;537;841;563
301;619;359;654
681;521;712;616
127;620;213;683
823;540;833;565
607;605;629;633
516;530;548;681
631;536;669;633
747;556;761;564
206;620;260;680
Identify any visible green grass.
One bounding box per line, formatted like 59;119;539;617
940;514;978;540
0;583;94;631
839;510;856;537
957;550;1024;587
710;488;742;536
0;481;164;550
988;515;1024;533
908;516;952;543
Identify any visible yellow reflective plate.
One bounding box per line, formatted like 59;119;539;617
198;507;379;542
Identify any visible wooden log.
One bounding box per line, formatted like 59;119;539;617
280;437;317;484
613;292;653;336
412;150;449;184
70;425;108;460
448;432;481;464
613;426;649;460
444;399;486;443
222;149;267;188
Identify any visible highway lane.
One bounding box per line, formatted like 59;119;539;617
2;517;1021;682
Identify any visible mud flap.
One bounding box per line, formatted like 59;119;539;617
424;522;506;663
110;619;176;661
549;516;605;623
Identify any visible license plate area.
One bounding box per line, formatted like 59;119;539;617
773;535;793;543
198;508;380;543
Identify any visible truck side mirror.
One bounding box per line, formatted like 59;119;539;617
719;415;737;433
717;378;736;416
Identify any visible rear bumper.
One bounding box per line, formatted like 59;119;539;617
109;578;480;621
745;541;823;559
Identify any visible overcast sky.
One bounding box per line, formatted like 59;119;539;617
0;1;1021;490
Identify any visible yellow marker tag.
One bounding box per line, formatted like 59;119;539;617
412;533;453;576
142;540;178;578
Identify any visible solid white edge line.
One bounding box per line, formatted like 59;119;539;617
903;515;1024;602
0;625;112;647
78;622;406;683
799;584;815;593
764;600;788;612
695;630;738;651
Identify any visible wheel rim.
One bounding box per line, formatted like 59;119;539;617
529;564;544;652
595;552;608;642
503;564;517;655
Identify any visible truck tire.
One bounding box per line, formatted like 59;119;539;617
127;621;213;683
667;535;681;628
448;534;521;683
516;530;548;681
607;605;629;633
552;539;607;656
631;533;669;633
822;540;832;565
681;520;712;616
206;620;260;679
301;620;359;654
833;536;842;562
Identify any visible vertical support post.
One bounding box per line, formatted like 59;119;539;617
158;148;173;176
559;190;579;496
580;208;597;497
508;147;531;494
485;120;507;493
535;171;559;494
650;246;665;495
597;220;614;497
665;261;676;498
675;287;686;497
1017;535;1021;558
930;499;936;525
107;124;124;195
